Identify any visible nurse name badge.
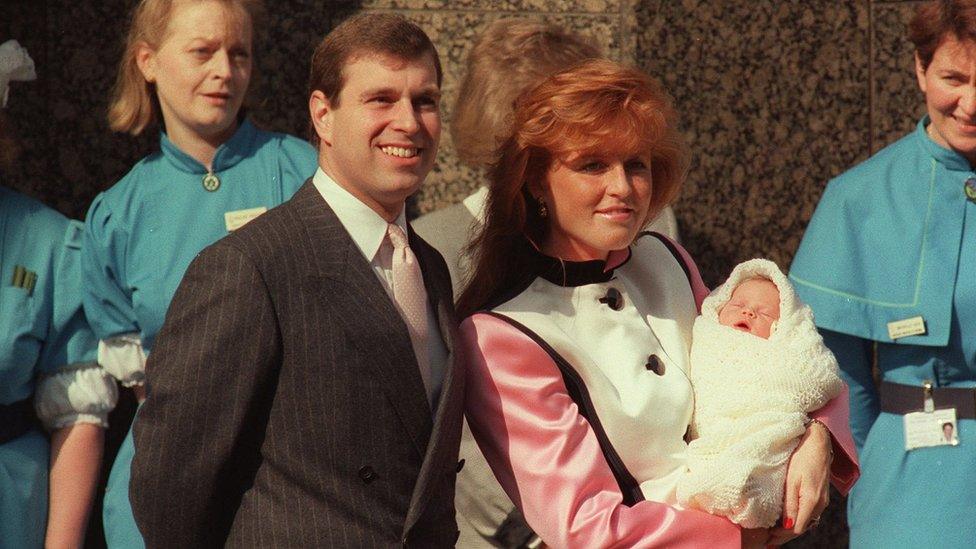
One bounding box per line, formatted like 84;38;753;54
966;177;976;204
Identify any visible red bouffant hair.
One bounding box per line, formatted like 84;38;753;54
910;0;976;69
457;59;689;317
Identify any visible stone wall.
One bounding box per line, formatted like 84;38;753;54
2;1;928;546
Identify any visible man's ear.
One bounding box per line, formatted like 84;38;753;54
309;90;335;146
135;41;157;83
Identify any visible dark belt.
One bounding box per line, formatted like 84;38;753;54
880;381;976;420
0;398;38;444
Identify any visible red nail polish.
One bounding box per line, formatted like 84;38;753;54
783;517;795;529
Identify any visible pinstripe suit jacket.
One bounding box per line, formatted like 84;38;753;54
130;181;464;548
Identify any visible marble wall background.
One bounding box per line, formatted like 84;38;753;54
2;0;927;546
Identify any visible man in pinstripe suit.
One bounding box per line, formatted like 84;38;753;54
130;14;464;547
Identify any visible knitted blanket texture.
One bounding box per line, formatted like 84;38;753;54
675;259;843;527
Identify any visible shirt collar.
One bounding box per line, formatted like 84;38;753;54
917;115;974;173
312;168;407;262
159;118;258;174
462;186;489;222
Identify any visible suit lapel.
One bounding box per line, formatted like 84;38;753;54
293;182;433;457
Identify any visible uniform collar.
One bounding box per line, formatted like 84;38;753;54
917;115;974;173
159;117;258;175
524;237;631;287
312;168;407;263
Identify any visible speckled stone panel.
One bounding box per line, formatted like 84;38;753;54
873;2;927;152
637;0;872;290
357;0;619;12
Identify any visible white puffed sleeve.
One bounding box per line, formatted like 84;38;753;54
98;333;147;387
35;362;119;430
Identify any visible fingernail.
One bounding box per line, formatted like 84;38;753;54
783;517;794;529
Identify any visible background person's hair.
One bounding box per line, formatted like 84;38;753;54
451;19;601;168
307;13;442;146
457;59;689;317
107;0;265;136
909;0;976;69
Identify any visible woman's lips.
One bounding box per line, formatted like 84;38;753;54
954;116;976;134
597;207;634;222
203;93;231;105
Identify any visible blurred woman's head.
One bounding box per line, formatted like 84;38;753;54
451;19;601;168
108;0;263;141
910;0;976;162
458;59;687;315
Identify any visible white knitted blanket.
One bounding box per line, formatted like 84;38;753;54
676;259;843;528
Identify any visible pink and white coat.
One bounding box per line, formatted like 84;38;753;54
461;233;859;548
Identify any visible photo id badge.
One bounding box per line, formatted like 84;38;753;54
904;408;959;450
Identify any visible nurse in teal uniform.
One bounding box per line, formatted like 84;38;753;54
1;40;117;548
791;1;976;547
83;1;316;546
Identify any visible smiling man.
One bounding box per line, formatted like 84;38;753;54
129;14;464;547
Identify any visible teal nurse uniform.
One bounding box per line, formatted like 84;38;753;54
83;120;316;548
1;186;116;548
791;117;976;548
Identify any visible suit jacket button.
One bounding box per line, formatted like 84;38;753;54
456;459;465;472
358;465;377;483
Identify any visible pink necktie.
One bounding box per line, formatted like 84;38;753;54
387;223;431;400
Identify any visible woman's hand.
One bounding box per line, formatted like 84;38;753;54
767;420;832;546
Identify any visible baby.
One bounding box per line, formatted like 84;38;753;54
676;259;843;528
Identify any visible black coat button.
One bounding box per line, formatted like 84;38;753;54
456;459;465;472
645;354;665;376
599;287;623;310
358;465;377;483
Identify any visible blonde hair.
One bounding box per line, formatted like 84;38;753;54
107;0;264;135
451;19;601;168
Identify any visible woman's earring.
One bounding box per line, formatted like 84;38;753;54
537;197;549;218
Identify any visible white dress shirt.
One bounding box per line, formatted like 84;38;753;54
312;168;447;407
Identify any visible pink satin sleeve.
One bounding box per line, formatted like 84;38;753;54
461;314;741;549
809;385;860;494
664;235;860;494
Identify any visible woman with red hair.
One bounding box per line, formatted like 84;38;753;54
458;59;859;547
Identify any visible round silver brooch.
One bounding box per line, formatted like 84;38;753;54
202;173;221;192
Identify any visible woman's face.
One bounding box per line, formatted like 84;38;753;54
916;34;976;163
138;0;252;146
536;149;653;262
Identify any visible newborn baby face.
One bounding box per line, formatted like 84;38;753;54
717;278;780;339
